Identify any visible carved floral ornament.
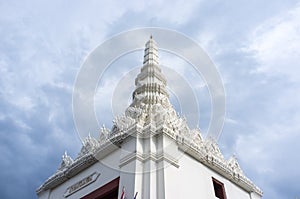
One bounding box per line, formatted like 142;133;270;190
59;112;245;179
58;151;73;171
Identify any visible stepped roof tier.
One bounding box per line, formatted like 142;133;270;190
37;37;262;197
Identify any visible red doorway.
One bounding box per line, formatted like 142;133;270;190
81;177;119;199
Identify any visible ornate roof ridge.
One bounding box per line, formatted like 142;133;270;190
37;123;262;196
36;153;97;194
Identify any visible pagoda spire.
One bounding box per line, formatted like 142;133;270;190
143;35;159;65
130;36;169;106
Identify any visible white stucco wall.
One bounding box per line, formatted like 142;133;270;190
38;135;260;199
164;152;252;199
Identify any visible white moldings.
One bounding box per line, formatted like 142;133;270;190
119;152;179;168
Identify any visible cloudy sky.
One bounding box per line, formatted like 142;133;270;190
1;0;300;198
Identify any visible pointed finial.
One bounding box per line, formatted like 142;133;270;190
233;152;237;157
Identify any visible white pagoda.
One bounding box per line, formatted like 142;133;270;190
37;37;263;199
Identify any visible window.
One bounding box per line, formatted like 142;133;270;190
212;177;226;199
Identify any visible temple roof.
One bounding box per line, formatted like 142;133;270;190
37;37;263;196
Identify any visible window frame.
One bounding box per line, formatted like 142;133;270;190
212;177;227;199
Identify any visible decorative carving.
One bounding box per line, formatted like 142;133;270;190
110;125;119;137
113;115;135;132
99;124;109;144
227;155;244;175
204;137;224;161
178;117;190;137
190;128;203;147
78;134;100;157
58;151;73;171
126;106;142;119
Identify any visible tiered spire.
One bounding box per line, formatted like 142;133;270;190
131;36;169;106
143;35;159;65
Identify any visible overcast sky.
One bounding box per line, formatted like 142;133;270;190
1;0;300;198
